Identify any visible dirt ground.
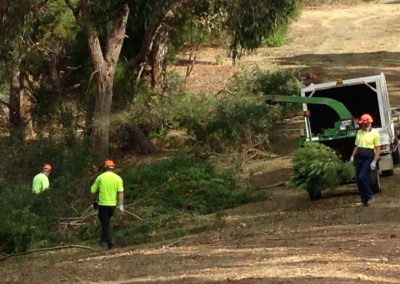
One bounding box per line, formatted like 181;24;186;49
3;1;400;283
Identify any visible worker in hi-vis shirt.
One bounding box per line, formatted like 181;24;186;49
350;113;381;207
91;159;124;249
32;163;52;194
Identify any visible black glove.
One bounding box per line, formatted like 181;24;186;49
92;201;98;210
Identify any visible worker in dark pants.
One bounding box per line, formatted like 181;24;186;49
350;114;381;207
91;159;124;249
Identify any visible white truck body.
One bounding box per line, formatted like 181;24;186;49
300;73;399;174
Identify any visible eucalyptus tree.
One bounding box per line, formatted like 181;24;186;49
223;0;303;60
0;0;83;141
123;0;303;87
0;0;48;141
64;0;129;159
63;0;303;158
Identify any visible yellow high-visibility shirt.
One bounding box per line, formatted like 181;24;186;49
91;171;124;206
32;173;49;194
355;129;380;149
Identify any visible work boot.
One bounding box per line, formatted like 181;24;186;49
367;198;375;206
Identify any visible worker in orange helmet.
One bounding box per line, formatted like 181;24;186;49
350;114;381;206
91;159;124;249
32;163;52;194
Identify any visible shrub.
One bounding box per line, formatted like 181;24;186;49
172;69;302;152
110;69;302;154
122;155;266;214
0;183;60;253
0;139;96;253
290;143;355;200
262;24;290;47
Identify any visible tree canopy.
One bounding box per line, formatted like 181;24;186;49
0;0;303;155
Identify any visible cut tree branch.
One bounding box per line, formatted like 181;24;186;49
0;245;94;262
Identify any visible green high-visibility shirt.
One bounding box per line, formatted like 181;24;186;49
91;171;124;206
32;173;50;194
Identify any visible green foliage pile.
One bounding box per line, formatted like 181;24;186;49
123;155;266;214
0;138;264;252
0;185;64;253
290;143;355;200
77;154;266;246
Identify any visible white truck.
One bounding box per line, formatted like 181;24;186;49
300;73;400;191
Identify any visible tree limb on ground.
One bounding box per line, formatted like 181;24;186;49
0;245;94;262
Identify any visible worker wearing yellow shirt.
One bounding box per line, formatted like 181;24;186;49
350;114;381;207
91;159;124;249
32;163;52;194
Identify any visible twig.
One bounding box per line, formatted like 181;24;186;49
216;88;234;95
259;181;286;189
76;211;97;222
164;239;180;248
60;222;85;227
246;147;277;158
123;209;144;221
0;245;94;262
79;205;93;219
71;205;79;215
60;217;80;221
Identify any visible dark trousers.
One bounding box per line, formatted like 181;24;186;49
355;155;374;204
98;205;116;248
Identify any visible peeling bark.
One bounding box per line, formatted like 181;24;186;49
150;26;169;92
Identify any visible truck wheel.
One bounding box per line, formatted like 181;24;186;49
382;168;394;176
307;189;322;201
392;143;400;164
370;169;382;194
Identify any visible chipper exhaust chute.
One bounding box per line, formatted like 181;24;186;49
265;94;358;161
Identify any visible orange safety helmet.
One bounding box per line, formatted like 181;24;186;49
358;113;373;124
103;159;115;169
42;163;52;171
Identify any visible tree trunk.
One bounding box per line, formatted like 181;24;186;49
82;4;130;159
150;26;169;92
48;53;62;96
9;62;23;142
91;68;114;159
20;71;35;140
66;2;160;158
